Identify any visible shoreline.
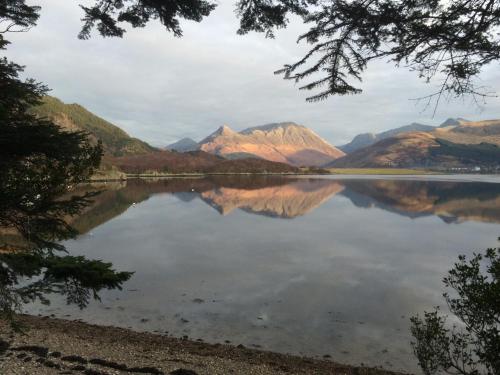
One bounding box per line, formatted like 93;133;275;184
86;171;500;185
90;169;500;182
0;314;405;375
90;168;442;181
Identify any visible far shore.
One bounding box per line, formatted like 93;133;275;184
90;168;450;181
0;314;405;375
326;168;437;175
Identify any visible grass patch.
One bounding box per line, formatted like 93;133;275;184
327;168;436;175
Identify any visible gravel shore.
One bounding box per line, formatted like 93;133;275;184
0;315;405;375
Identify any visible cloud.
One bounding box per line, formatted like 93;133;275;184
6;0;500;146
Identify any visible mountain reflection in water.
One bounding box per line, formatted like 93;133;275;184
25;175;500;373
73;176;500;230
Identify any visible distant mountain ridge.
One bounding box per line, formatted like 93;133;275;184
329;119;500;168
439;118;470;127
166;137;199;152
35;96;497;171
198;122;345;166
31;96;156;157
338;118;472;154
339;123;436;153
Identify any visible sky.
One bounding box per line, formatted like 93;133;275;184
6;0;500;146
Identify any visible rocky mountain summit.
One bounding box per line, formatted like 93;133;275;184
199;122;344;166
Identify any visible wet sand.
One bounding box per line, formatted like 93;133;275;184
0;315;405;375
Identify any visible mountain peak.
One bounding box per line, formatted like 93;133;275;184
166;137;199;152
198;124;238;145
440;118;470;127
240;122;303;134
216;124;235;135
199;121;344;166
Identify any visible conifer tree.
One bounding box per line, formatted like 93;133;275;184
0;1;131;325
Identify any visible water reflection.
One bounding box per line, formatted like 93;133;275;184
201;178;344;218
342;179;500;224
73;176;500;226
23;176;500;373
0;179;133;326
1;252;132;317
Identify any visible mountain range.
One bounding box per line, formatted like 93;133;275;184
167;118;500;169
336;118;475;153
168;122;345;167
33;96;500;171
331;119;500;168
338;122;437;153
31;97;298;175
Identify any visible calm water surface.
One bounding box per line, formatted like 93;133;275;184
25;175;500;373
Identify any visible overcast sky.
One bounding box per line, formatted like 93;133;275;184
6;1;500;146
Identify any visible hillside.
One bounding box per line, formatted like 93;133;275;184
330;127;500;168
338;118;474;154
338;122;436;153
331;132;440;167
198;122;344;166
110;150;299;174
433;119;500;145
31;96;156;156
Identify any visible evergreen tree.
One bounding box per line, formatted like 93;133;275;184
0;2;131;325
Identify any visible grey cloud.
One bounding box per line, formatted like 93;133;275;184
6;0;500;146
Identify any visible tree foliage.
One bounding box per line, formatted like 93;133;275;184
78;0;217;38
272;0;500;104
111;150;299;174
31;96;156;157
0;0;39;33
0;253;132;326
0;38;102;252
71;0;500;105
4;1;500;105
0;1;132;326
410;248;500;375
